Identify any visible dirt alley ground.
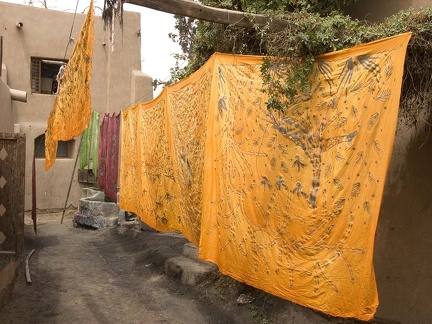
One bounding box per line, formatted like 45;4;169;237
0;210;391;324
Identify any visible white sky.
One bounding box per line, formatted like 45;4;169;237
0;0;184;96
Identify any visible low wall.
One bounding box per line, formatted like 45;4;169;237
0;259;21;311
0;133;26;311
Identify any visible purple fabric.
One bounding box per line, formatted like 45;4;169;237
32;154;37;234
98;113;120;202
98;114;108;191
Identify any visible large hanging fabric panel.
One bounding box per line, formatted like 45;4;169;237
121;98;181;233
200;34;411;320
120;60;214;243
44;0;94;170
79;111;100;177
98;113;120;202
120;33;411;320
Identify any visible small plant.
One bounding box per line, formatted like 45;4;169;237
211;284;227;301
247;303;273;324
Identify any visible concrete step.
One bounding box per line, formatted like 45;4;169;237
164;255;218;286
182;242;199;260
116;221;218;286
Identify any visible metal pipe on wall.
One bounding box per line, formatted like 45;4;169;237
10;88;27;102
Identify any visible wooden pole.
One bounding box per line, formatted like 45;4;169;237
0;251;16;255
61;137;83;224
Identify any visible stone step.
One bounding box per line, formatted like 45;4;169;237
164;255;218;286
182;242;199;260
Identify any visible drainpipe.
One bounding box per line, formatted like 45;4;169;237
10;88;27;102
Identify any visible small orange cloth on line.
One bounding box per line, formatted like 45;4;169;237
45;0;94;170
120;33;411;320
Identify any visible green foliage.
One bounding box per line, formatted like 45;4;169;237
262;12;367;107
168;0;432;126
167;0;359;84
204;0;358;14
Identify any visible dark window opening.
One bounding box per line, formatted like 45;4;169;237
34;134;73;158
31;58;67;94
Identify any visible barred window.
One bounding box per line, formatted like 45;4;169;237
31;57;67;94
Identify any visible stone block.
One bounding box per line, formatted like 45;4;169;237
78;198;118;218
85;189;105;201
164;255;218;286
116;220;141;236
183;242;199;260
73;196;119;229
73;213;118;229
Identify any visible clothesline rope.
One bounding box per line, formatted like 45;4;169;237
64;0;81;59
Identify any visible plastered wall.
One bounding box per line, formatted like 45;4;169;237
0;2;152;210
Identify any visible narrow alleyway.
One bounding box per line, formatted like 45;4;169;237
0;212;396;324
0;211;244;324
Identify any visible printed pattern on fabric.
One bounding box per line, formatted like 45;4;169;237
167;67;213;243
121;58;214;242
121;98;181;232
45;0;94;170
120;33;411;320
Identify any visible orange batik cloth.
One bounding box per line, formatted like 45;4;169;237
120;33;411;320
45;0;94;170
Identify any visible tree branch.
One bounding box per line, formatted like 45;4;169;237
125;0;289;31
